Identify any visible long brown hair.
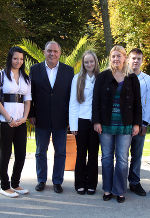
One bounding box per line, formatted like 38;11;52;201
77;50;99;103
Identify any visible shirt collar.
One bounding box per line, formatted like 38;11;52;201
45;61;59;70
137;71;141;77
86;73;95;83
11;70;21;78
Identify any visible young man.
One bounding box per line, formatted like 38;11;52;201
128;48;150;196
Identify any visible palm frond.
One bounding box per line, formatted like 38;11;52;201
25;57;35;75
18;39;45;63
74;61;82;74
19;36;97;75
59;55;66;63
99;57;109;72
65;36;91;67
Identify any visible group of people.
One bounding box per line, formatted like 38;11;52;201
0;41;149;204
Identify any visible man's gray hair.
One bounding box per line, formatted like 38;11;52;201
45;41;61;51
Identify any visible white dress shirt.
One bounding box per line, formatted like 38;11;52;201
137;71;150;124
0;71;32;122
69;73;96;131
45;61;59;88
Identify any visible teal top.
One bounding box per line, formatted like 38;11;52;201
102;81;132;135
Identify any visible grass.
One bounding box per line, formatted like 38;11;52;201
26;131;36;153
27;138;36;153
26;133;150;156
143;134;150;156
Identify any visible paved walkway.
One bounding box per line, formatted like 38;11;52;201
0;146;150;218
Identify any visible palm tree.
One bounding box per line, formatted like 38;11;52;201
18;35;96;75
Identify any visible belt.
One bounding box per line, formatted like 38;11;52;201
3;94;24;103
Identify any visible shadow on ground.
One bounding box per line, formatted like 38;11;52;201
0;165;150;218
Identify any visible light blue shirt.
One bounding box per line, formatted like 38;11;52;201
137;71;150;124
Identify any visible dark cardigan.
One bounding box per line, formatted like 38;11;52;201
92;69;142;126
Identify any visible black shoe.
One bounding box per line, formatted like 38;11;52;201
129;183;146;196
76;188;86;195
35;182;45;191
117;196;125;203
53;184;63;193
87;189;96;195
103;193;112;201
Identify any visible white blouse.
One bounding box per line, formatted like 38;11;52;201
69;73;95;131
0;71;32;122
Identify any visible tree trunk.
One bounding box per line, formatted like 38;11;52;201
99;0;113;55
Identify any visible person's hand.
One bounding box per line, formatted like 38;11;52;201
132;125;139;136
8;119;17;128
139;126;147;136
15;117;27;127
71;131;78;135
29;117;36;126
94;123;102;134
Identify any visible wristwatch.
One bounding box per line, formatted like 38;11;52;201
8;117;13;123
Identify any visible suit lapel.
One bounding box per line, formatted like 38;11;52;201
53;62;63;91
40;62;52;90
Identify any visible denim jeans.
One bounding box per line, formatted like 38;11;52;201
100;133;132;196
35;127;67;185
128;134;145;185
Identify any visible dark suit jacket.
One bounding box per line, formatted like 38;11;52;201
29;61;74;129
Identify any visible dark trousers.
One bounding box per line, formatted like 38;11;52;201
75;118;99;190
0;122;27;190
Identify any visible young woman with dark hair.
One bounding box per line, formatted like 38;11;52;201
69;50;99;195
5;46;29;83
0;46;31;198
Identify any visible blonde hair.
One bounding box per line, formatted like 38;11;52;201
109;45;131;76
77;50;99;103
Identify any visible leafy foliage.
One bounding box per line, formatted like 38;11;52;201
18;39;45;63
25;57;35;76
0;0;28;67
64;36;96;73
109;0;150;73
1;0;149;73
87;0;107;60
99;57;109;72
14;0;93;53
19;36;96;74
0;0;93;67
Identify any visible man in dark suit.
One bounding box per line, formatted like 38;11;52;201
29;41;74;193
